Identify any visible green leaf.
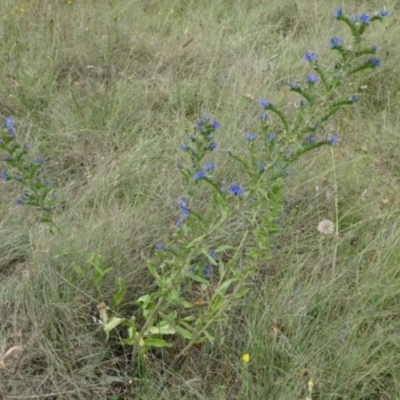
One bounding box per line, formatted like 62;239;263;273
147;325;176;335
103;317;124;340
71;264;84;276
233;288;249;299
174;324;195;340
147;260;161;280
144;338;172;348
202;329;215;343
112;277;127;307
210;294;224;313
214;245;234;253
218;279;234;295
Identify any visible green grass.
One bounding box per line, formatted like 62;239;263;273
1;0;400;398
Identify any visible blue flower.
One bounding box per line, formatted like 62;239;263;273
246;133;256;142
304;135;317;144
0;171;9;181
306;73;318;84
178;198;190;218
204;162;215;172
180;143;189;151
203;114;211;121
195;120;203;130
194;170;205;180
303;52;318;62
379;10;389;18
208;142;217;151
178;198;188;209
181;207;189;218
15;198;24;206
204;263;212;277
370;45;377;53
212;121;220;130
350;15;359;22
229;184;244;196
350;95;360;103
36;157;45;165
209;251;217;260
327;134;338;144
259;99;273;109
366;58;381;67
330;37;344;48
176;219;183;228
258;112;269;120
6;118;15;136
334;8;343;18
155;243;166;251
360;14;370;24
266;133;276;142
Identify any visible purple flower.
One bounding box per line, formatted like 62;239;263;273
178;198;188;209
180;143;189;151
379;10;389;18
195;120;203;130
212;121;220;130
330;37;344;48
303;52;318;62
209;251;217;260
204;162;215;172
334;8;343;18
259;99;273;109
204;263;212;277
258;112;269;120
304;135;317;144
229;184;244;196
203;114;211;121
6;118;15;137
266;133;276;142
176;219;183;228
306;73;318;84
350;95;360;103
360;14;370;24
194;170;205;180
208;142;217;151
155;243;166;250
15;197;25;206
367;58;381;67
246;133;256;141
0;171;9;181
327;134;338;144
350;15;359;22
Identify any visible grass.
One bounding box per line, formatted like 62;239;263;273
0;0;400;398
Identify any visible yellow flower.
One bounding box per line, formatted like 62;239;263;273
139;338;145;347
242;353;250;363
17;5;25;13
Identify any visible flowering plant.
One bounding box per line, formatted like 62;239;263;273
0;7;389;365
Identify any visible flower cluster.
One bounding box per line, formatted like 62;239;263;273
0;118;54;214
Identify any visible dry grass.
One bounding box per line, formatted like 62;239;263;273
0;0;400;398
